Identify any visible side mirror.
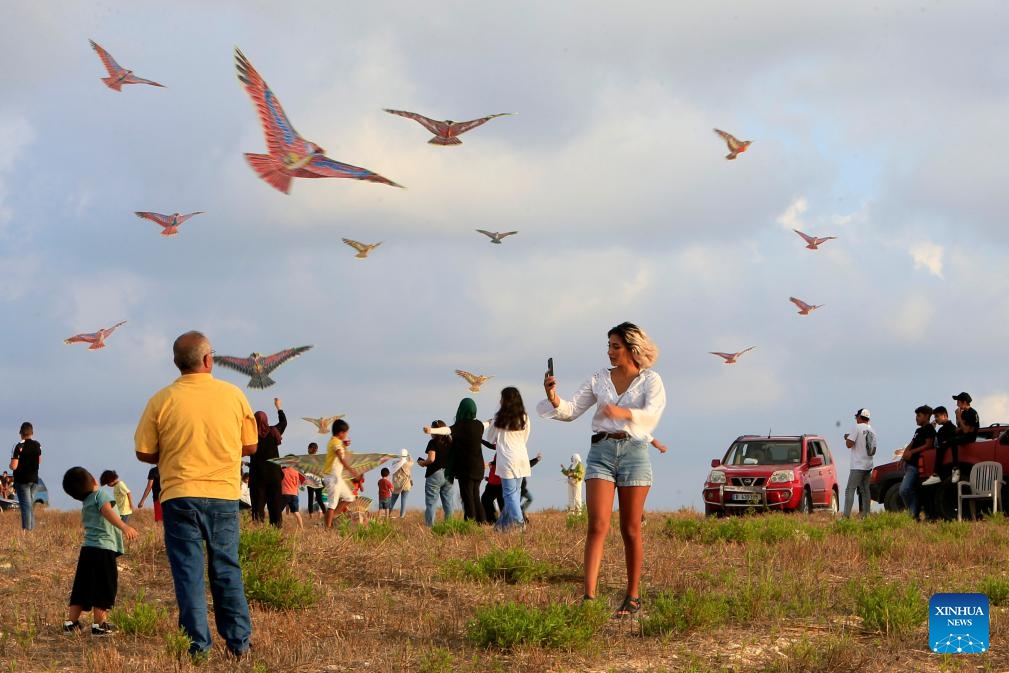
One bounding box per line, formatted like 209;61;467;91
710;458;721;468
808;456;824;468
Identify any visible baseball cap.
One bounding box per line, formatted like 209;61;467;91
952;392;972;403
855;408;871;420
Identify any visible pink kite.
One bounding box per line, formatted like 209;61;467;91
135;211;204;236
235;48;402;194
89;40;164;91
385;109;512;145
64;321;127;350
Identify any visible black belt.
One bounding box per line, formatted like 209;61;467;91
592;432;629;443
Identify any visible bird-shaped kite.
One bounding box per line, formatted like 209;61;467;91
709;347;755;364
213;346;313;389
456;369;492;393
134;211;204;236
234;48;402;194
64;321;127;350
302;415;345;434
89;40;165;91
384;109;512;145
476;230;518;245
341;238;383;259
713;128;751;160
270;451;397;491
789;297;824;315
792;229;837;250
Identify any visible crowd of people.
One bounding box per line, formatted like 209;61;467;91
14;322;666;657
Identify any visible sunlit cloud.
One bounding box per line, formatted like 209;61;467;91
908;241;944;278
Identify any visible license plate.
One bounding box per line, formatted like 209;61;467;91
732;493;761;502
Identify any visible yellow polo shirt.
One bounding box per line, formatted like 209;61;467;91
134;373;258;502
324;436;346;476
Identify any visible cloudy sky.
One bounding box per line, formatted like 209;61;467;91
3;1;1008;512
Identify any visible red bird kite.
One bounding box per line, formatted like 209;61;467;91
64;321;127;350
789;297;823;315
385;109;512;145
89;40;164;91
135;211;204;236
213;346;313;389
713;128;751;160
709;347;755;364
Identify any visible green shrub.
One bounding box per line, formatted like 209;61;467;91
565;509;588;529
457;547;553;584
419;647;454;673
639;589;730;636
110;590;167;635
431;518;480;536
664;514;824;544
342;518;397;542
858;531;893;558
977;576;1009;606
849;579;926;636
239;526;316;610
164;627;192;661
466;600;608;650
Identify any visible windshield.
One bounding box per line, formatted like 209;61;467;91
722;441;801;466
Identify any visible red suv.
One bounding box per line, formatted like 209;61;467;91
702;435;840;515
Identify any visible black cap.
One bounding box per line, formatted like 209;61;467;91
953;392;972;403
915;405;933;416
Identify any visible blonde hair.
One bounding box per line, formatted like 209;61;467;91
609;322;659;369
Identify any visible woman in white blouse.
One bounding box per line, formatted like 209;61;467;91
538;322;665;618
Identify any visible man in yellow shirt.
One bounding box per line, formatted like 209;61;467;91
134;331;258;660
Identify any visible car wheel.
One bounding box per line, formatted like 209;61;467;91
883;483;905;513
798;489;812;514
829;489;839;515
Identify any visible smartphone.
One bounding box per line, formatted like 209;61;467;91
547;357;554;377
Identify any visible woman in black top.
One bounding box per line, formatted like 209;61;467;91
424;398;487;523
249;397;287;527
418;420;454;526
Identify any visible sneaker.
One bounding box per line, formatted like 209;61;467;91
952;468;961;483
91;622;115;636
62;620;82;633
922;474;941;486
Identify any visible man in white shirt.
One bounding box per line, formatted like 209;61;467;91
843;408;876;518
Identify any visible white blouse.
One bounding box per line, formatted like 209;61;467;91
536;367;666;440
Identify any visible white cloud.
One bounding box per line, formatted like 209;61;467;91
975;393;1009;426
886;294;935;343
908;241;944;278
0;113;34;232
777;196;808;231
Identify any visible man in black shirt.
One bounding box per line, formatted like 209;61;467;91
899;405;935;521
923;406;960;486
953;392;979;448
9;421;42;531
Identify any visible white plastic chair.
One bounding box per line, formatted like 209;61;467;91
957;461;1003;521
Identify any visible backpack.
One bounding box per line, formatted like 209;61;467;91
864;429;877;457
392;464;412;492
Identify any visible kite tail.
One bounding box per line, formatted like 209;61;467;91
249;373;276;389
428;136;462;146
244;153;293;194
102;77;123;92
725;152;738;160
88;342;107;351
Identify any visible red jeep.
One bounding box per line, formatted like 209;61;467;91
702;434;840;515
869;423;1009;519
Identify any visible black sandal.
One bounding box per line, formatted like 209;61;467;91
613;595;641;618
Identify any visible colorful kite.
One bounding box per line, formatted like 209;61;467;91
234;48;402;194
341;238;383;259
455;369;492;393
476;229;518;245
213;346;312;389
64;321;127;350
713;128;751;160
134;211;204;236
270;452;397;491
89;40;165;91
384;109;512;145
302;415;345;434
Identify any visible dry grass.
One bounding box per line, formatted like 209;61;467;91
2;507;1009;672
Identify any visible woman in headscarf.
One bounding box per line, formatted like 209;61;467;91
388;449;414;519
423;398;488;523
561;453;585;514
539;322;666;618
249;397;287;527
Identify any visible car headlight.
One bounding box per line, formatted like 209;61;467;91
769;470;794;483
707;471;726;484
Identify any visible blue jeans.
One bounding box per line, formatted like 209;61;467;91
424;470;454;527
495;478;524;530
15;482;37;530
390;490;409;517
899;464;920;519
162;498;251;656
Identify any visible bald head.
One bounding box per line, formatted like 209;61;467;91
173;331;212;374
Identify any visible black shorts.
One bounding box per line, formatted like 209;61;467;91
282;494;299;513
69;546;118;611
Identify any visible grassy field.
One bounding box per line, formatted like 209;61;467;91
1;506;1008;672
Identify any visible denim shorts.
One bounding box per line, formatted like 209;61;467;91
585;437;652;487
